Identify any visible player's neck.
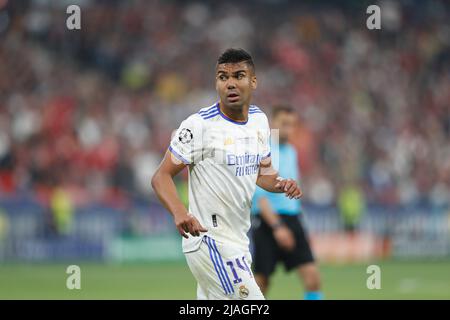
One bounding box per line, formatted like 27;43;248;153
219;101;248;122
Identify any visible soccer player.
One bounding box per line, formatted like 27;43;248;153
151;48;302;300
251;106;323;300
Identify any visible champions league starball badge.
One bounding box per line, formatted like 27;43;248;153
178;128;193;144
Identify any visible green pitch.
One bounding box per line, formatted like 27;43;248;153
0;260;449;299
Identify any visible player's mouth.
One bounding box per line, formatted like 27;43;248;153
227;92;240;102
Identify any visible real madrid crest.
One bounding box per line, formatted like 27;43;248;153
239;285;249;298
257;130;264;145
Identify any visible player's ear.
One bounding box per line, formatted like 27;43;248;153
251;75;257;90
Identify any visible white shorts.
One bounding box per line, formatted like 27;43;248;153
185;235;265;300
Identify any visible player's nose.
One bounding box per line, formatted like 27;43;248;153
227;82;236;90
226;78;236;89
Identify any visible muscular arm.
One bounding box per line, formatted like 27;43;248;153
256;157;302;199
151;150;207;238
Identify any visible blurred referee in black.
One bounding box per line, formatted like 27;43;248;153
251;106;323;300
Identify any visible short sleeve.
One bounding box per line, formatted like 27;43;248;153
168;115;204;165
261;115;271;160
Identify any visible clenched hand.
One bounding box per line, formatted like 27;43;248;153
174;213;208;238
274;177;302;200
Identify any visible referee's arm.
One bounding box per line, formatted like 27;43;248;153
258;197;295;251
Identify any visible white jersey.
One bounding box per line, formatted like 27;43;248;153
169;102;271;253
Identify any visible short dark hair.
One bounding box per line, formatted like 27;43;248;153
271;105;296;119
217;48;255;71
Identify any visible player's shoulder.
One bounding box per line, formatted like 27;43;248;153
196;103;220;121
249;104;265;114
179;104;217;127
249;104;268;118
249;104;269;125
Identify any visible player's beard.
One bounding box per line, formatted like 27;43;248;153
225;96;251;112
227;102;244;111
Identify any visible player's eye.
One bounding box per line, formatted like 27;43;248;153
237;73;245;79
218;75;227;81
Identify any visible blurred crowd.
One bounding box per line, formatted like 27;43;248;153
0;0;449;208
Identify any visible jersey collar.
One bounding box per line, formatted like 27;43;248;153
217;102;249;125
